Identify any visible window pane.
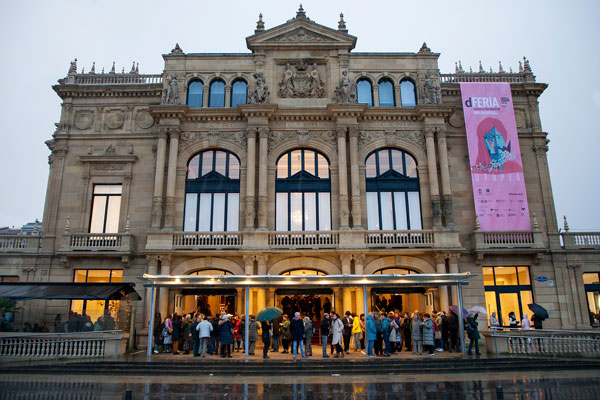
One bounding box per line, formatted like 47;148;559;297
212;193;225;231
393;192;407;230
201;151;213;176
499;292;520;325
198;193;212;231
290;150;302;176
583;273;600;285
405;154;418;177
277;154;289;178
494;266;518;285
380;192;394;230
378;80;395;107
110;270;123;283
318;193;331;230
209;80;225;107
90;196;107;233
400;80;416;107
87;269;111;283
74;270;87;283
378;150;390;174
187;155;200;179
391;150;404;174
276;193;288;231
227;193;239;231
71;299;84;315
228;154;239;179
588;292;600;325
94;185;122;195
365;154;377;178
520;291;533;318
85;300;107;324
407;192;422;230
317;154;329;178
290;193;303;231
105;196;121;233
357;80;373;106
231;80;247;107
366;192;380;230
304;150;315;176
483;267;495;286
214;151;227;176
304;193;316;231
517;267;531;285
184;193;198;231
485;291;499;325
187;81;204;108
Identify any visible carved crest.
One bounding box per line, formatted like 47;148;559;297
278;61;325;98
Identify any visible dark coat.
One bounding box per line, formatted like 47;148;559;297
290;318;305;341
172;319;181;340
218;320;234;345
261;321;272;343
466;315;480;340
320;318;330;336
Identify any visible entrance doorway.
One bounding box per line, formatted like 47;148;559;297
371;287;427;314
176;269;236;316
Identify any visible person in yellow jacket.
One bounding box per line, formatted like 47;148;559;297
352;313;362;351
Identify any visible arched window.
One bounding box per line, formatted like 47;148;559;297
230;79;247;107
276;149;331;231
365;148;422;230
374;268;418;275
356;78;373;107
281;269;326;276
184;150;240;231
187;80;204;108
400;79;417;107
378;78;395;107
208;79;225;107
189;269;233;276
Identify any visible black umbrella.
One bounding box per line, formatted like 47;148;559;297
528;303;549;320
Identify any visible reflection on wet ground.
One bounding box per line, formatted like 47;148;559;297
1;370;599;399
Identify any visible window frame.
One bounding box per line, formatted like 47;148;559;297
71;268;123;322
483;266;534;327
230;79;247;107
208;79;226;108
186;79;204;108
377;78;396;107
356;78;374;107
400;78;417;107
89;184;122;234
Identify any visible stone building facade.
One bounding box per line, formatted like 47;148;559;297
1;8;599;338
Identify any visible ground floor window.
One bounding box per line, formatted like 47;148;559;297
0;275;19;282
483;266;533;327
71;269;122;327
583;272;600;327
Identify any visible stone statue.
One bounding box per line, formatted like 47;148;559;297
68;58;77;75
248;72;270;104
422;73;441;104
334;70;357;104
162;75;181;105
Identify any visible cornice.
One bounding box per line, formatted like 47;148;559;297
53;84;162;100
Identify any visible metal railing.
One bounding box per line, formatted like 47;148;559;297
440;73;525;83
364;230;434;247
73;74;163;85
269;231;340;249
173;232;243;249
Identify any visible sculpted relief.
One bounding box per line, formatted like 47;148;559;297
278;61;325;98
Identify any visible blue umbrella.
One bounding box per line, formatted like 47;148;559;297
256;307;283;322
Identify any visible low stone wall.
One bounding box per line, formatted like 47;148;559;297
483;329;600;357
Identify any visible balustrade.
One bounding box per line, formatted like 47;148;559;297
269;231;339;249
0;235;42;252
73;74;163;85
562;232;600;249
173;232;242;249
364;230;434;247
440;73;525;83
487;328;600;357
64;233;133;252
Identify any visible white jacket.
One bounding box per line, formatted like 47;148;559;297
331;318;344;345
196;319;213;338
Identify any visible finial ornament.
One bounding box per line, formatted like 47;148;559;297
475;215;481;231
110;61;116;74
296;4;307;19
64;215;71;233
170;43;184;55
458;61;464;73
418;42;432;53
498;61;505;73
130;61;136;74
518;61;523;73
68;58;77;75
478;60;484;73
255;13;265;32
125;215;131;233
563;215;570;232
33;219;39;235
523;56;532;72
90;62;96;74
135;63;139;74
338;13;347;31
532;212;539;230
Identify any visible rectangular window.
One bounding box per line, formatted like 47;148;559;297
407;192;422;230
89;184;122;233
227;193;239;232
366;192;380;230
71;269;122;328
212;193;226;232
184;193;198;231
483;266;533;327
318;193;331;231
198;193;212;231
304;193;316;231
290;192;303;231
393;192;407;230
379;192;394;230
583;272;600;327
0;275;19;282
276;193;288;231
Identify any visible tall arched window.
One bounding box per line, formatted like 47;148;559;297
184;150;240;231
276;149;331;231
400;79;417;107
208;79;225;107
356;78;373;107
230;79;247;107
365;148;422;230
187;80;204;108
378;78;395;107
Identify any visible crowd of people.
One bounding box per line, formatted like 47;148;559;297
151;307;491;358
0;311;117;333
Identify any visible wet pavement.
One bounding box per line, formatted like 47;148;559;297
1;370;599;399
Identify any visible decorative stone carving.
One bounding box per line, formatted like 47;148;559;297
448;108;465;128
358;130;425;151
91;164;125;172
68;58;77;75
278;61;325;98
135;110;154;129
179;131;247;150
104;144;117;155
268;130;336;151
334;70;357;104
418;42;432;53
161;75;181;105
151;197;163;228
169;43;184;55
255;13;265;33
514;109;526;128
248;72;270;104
273;28;327;43
105;110;125;129
74;110;94;130
422;73;441;104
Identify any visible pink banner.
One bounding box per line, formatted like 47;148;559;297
460;82;530;231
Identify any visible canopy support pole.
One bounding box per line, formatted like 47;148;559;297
457;282;466;354
245;285;250;358
146;285;156;361
363;284;368;317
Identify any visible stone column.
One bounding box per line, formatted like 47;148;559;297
151;130;168;229
341;255;352;314
425;128;441;227
348;127;362;229
145;256;159;327
257;127;269;230
163;130;180;230
337;127;350;229
372;84;379;107
243;255;255;275
236;288;243;315
354;254;366;316
435;254;449;313
436;128;454;226
225;85;231;108
256;255;268;312
245;129;257;229
448;254;459;306
159;256;171;319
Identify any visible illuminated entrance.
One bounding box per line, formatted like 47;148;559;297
276;269;331;318
177;269;236;316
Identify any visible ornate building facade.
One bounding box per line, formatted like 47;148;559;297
1;7;599;338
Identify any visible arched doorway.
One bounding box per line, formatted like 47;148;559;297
275;269;332;320
177;269;236;317
370;268;436;314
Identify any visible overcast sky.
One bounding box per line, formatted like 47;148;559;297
0;0;598;231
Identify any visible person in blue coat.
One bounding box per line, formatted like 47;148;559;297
366;313;377;357
218;314;234;358
381;313;391;356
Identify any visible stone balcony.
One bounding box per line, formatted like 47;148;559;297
145;229;462;253
59;232;134;266
0;235;42;253
561;232;600;250
472;229;545;264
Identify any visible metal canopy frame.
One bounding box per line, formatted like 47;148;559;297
141;272;473;360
